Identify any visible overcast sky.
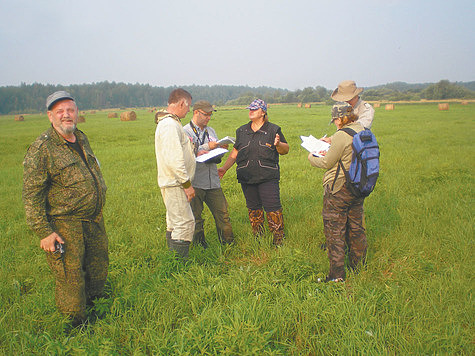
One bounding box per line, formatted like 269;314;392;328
1;0;474;90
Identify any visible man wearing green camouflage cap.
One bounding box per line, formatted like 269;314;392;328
22;91;108;327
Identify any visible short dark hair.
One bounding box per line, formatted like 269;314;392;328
168;88;192;105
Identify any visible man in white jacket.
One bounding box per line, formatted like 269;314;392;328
155;88;196;259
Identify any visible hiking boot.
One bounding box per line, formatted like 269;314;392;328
324;276;345;283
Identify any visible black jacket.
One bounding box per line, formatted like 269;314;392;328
234;121;286;184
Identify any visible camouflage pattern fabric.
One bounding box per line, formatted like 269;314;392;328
23;126;108;322
248;208;265;236
322;185;367;280
267;208;285;246
46;218;108;321
23;127;107;238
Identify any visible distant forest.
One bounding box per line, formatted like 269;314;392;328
0;80;474;114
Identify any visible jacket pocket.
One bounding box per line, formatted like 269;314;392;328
236;161;251;182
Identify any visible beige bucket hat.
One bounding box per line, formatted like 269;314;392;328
331;80;363;101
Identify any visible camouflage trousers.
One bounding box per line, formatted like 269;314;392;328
322;185;367;280
46;218;108;322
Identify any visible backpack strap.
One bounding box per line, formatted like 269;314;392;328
330;127;356;192
331;160;341;191
339;127;357;137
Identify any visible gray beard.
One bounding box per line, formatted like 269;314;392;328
60;123;76;135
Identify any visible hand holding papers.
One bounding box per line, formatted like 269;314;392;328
217;136;235;145
300;135;330;157
196;147;229;163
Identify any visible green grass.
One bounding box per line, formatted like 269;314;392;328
0;103;473;354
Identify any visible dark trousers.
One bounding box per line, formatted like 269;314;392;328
322;185;367;280
46;218;108;322
240;180;282;212
190;188;234;243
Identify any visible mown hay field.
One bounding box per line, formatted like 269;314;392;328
0;103;473;354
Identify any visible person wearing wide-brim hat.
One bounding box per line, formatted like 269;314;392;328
331;80;375;130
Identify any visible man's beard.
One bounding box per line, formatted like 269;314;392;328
59;122;76;135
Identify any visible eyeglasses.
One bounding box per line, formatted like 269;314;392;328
199;110;213;117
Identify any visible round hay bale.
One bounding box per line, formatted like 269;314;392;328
120;111;137;121
108;112;118;118
14;115;24;121
438;103;449;111
89;110;96;114
373;102;381;108
304;103;312;108
460;101;469;105
297;103;302;108
78;116;86;123
385;104;394;111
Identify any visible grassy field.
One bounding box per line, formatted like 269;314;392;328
0;103;473;354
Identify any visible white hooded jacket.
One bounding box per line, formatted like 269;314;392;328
155;111;196;188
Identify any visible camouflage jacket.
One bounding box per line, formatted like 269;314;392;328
23;127;107;239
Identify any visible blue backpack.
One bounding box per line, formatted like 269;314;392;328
335;127;380;198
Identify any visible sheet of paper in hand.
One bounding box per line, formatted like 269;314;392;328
217;136;235;145
196;147;229;163
300;135;330;157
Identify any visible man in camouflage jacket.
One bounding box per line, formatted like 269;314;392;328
22;91;108;326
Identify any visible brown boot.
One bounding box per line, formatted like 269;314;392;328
248;208;265;237
267;209;285;246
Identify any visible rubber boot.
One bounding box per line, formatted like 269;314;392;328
169;239;191;261
248;208;265;237
267;208;285;246
166;231;172;249
193;230;208;249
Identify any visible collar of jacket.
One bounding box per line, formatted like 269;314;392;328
49;126;83;146
244;120;270;135
154;111;180;124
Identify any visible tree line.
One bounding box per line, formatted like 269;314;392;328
0;80;473;114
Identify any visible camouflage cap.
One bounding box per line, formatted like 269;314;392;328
331;102;353;121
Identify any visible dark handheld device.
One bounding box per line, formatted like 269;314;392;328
54;241;65;254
